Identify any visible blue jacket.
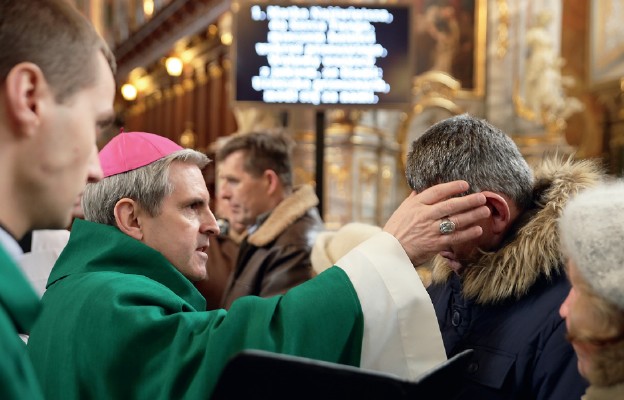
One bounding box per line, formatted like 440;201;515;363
429;272;585;399
426;158;599;400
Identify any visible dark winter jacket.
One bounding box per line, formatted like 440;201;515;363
428;158;602;400
221;185;324;308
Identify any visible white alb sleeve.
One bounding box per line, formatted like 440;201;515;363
336;231;446;380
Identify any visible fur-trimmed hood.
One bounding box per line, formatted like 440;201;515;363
247;184;319;247
430;157;605;305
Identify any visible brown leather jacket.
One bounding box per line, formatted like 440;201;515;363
220;185;324;309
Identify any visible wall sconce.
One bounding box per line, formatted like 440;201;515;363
144;0;154;18
165;56;183;77
219;12;232;46
121;83;138;101
180;122;196;148
220;32;233;46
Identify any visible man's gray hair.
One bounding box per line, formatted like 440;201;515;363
405;114;534;210
83;149;209;226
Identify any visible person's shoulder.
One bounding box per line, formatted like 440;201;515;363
31;230;70;252
50;269;167;298
297;208;325;230
311;223;383;274
272;210;323;244
531;271;571;316
46;270;189;314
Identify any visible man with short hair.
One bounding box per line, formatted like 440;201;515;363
28;130;491;399
217;131;324;308
0;0;116;398
406;114;596;399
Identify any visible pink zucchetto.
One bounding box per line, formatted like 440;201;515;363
99;131;183;178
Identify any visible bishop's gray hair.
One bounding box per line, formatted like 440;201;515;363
405;114;534;210
83;149;209;227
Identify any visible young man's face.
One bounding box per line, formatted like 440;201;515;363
218;150;271;227
22;52;114;230
139;161;220;282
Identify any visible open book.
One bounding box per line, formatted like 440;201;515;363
212;348;473;399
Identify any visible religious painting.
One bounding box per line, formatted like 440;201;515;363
589;0;624;87
412;0;486;96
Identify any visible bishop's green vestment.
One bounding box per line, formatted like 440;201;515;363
28;219;445;399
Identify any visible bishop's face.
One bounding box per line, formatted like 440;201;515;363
139;162;220;281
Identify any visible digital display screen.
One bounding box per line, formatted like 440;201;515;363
232;1;413;108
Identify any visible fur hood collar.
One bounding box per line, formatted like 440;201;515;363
247;184;319;247
430;157;604;305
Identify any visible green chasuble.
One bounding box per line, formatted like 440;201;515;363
0;243;44;399
28;219;363;399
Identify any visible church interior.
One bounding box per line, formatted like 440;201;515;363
72;0;624;228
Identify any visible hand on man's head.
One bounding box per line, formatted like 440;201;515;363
383;180;490;266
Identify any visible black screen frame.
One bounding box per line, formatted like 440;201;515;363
231;0;415;110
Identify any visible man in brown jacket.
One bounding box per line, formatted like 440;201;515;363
217;131;323;308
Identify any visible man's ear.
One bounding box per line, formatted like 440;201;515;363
482;191;512;235
263;169;280;195
114;198;143;240
4;62;50;138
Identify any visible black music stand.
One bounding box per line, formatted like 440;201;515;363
212;348;472;399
